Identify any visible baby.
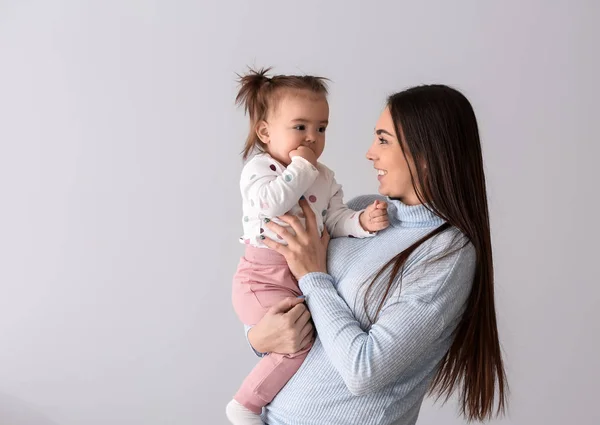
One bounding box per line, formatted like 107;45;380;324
226;67;389;425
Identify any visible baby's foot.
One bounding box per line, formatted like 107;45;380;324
225;399;264;425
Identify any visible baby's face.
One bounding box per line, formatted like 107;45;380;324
262;91;329;166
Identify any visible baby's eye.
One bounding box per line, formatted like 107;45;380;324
318;126;327;133
294;125;306;131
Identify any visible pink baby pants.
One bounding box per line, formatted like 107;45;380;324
231;246;312;414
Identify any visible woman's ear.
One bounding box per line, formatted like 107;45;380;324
256;120;270;144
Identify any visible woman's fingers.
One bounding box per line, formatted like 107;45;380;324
271;214;306;244
261;235;292;256
263;220;294;243
285;301;308;323
298;318;314;351
299;330;314;351
298;199;319;236
269;296;304;315
321;227;331;249
288;302;312;352
295;305;312;326
299;319;313;342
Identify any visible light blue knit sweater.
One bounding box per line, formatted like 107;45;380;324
256;195;476;425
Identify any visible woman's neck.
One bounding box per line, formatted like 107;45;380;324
390;193;421;206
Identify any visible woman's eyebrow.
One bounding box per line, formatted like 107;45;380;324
375;128;394;137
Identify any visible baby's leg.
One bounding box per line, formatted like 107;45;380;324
228;247;308;423
233;344;312;413
231;248;301;325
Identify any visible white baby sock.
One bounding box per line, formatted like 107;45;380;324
225;399;264;425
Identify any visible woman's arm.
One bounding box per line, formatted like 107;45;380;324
245;297;314;355
298;242;475;396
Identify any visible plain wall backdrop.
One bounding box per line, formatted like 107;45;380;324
1;0;598;424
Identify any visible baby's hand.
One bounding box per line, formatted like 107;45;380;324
359;200;389;233
289;146;317;167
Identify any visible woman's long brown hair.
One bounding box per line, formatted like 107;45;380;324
364;85;507;421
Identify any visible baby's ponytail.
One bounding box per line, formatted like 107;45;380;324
236;67;273;160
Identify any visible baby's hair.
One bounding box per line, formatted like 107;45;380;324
235;67;329;160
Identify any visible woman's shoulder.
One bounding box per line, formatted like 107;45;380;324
347;194;387;211
401;228;476;303
410;227;476;268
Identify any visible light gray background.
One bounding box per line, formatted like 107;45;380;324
0;1;598;424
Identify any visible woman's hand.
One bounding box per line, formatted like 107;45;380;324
262;199;330;280
247;297;314;354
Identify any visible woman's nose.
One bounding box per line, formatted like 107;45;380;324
366;146;375;161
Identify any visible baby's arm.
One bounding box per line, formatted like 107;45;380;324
324;169;390;238
323;170;375;238
241;155;319;217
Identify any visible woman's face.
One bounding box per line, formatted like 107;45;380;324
366;107;421;205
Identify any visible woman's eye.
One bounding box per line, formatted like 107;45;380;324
378;137;388;144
